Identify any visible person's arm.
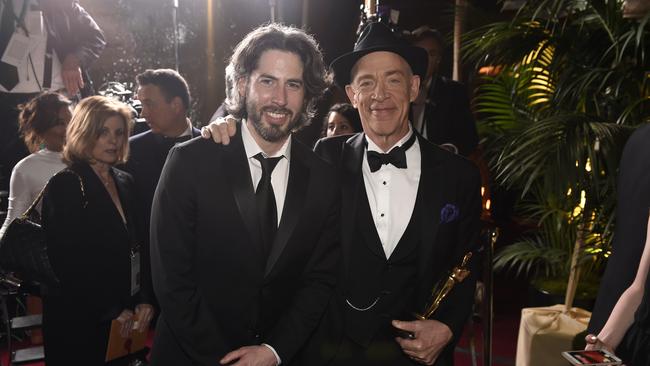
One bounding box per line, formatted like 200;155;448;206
150;145;230;364
586;214;650;351
59;2;106;95
0;167;31;239
66;2;106;68
394;163;482;365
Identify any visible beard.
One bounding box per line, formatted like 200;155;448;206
245;97;301;142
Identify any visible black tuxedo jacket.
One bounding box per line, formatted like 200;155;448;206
149;129;340;365
415;76;479;157
589;124;650;334
42;162;151;362
310;132;482;365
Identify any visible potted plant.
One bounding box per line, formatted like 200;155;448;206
462;0;649;303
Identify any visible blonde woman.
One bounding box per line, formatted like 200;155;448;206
41;96;154;365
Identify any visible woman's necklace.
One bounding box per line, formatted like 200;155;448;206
92;164;111;187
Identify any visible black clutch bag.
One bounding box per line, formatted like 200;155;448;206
0;170;86;287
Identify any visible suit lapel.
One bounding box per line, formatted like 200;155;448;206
416;136;445;286
223;129;264;254
264;137;309;276
340;133;386;272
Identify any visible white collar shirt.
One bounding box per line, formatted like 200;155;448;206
176;119;193;137
363;126;421;259
241;119;291;226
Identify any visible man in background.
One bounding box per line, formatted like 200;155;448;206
123;68;200;312
0;0;105;190
408;26;478;157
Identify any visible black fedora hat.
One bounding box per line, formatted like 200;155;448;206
330;22;428;87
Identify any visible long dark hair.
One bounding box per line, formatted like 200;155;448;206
225;23;332;129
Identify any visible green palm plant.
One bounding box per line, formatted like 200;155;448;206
463;0;650;286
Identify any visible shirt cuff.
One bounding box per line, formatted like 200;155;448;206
262;343;281;365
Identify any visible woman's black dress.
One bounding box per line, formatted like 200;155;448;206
41;163;150;365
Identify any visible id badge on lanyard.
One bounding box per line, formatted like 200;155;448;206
1;5;44;67
130;249;141;296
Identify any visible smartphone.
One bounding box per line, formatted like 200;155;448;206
561;350;623;365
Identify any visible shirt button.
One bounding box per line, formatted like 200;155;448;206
383;181;387;185
380;213;385;217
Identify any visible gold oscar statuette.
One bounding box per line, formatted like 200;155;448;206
414;252;473;320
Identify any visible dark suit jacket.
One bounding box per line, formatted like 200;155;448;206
41;162;150;363
310;133;482;365
588;124;650;334
415;76;479;157
149;129;340;365
123;127;200;302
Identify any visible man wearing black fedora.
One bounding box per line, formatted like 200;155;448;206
304;22;482;366
201;22;482;365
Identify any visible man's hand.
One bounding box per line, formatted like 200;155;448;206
392;319;453;365
61;54;84;96
219;345;278;366
201;115;238;145
115;309;135;338
134;303;155;332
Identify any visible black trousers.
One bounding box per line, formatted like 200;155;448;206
0;92;34;191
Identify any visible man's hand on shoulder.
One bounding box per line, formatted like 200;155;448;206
201;115;238;145
219;345;278;366
392;319;453;365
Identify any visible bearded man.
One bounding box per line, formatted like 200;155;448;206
149;23;340;366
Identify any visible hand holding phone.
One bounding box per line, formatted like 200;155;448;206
561;350;623;365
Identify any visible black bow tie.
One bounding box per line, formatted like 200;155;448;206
366;134;416;173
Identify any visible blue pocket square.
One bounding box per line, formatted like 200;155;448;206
440;204;459;224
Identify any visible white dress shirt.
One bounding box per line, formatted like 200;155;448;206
240;120;289;365
363;127;421;258
0;149;66;239
0;0;64;93
241;119;291;225
176;119;193;137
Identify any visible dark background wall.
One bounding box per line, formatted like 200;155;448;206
80;0;504;145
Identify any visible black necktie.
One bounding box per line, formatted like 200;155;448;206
0;0;19;91
254;153;283;254
367;133;416;173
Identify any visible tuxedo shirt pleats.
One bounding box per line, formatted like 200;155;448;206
363;128;421;258
241;119;291;224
